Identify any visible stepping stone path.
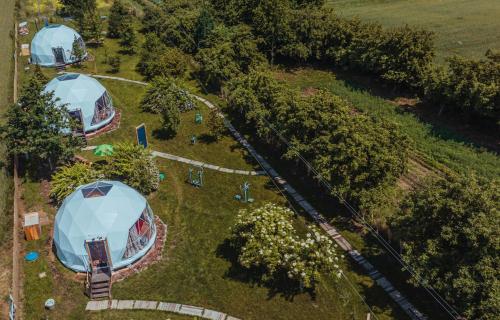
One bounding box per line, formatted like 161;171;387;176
83;73;427;320
86;300;239;320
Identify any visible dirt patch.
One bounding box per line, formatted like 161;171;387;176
392;97;418;108
301;87;319;97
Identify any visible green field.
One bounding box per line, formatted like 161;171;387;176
328;0;500;62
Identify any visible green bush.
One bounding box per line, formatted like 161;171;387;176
50;162;101;204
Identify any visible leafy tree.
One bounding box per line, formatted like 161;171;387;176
0;75;80;171
196;24;266;89
33;64;48;83
108;0;129;38
391;174;500;320
108;55;121;73
50;162;101;204
230;203;342;289
71;35;85;66
140;47;188;79
61;0;102;42
104;142;159;194
194;6;215;49
141;77;195;114
207;108;226;140
227;71;409;213
119;22;137;54
160;102;181;137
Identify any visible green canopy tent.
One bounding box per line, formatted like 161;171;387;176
94;144;114;156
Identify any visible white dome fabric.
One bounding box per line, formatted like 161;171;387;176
31;24;87;67
44;73;115;132
53;181;157;272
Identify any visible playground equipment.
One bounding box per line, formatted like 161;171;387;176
235;181;254;203
195;112;203;124
188;166;204;187
191;135;197;145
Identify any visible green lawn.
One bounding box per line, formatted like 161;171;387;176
328;0;500;62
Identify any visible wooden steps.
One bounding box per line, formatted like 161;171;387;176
87;272;112;300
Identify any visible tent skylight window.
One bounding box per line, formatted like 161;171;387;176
57;73;80;81
81;182;113;198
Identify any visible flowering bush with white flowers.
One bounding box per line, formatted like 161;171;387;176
230;203;342;289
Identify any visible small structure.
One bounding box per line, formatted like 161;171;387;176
236;182;254;203
44;73;115;133
31;24;87;67
188;166;203;187
18;21;29;36
23;212;41;241
20;44;30;56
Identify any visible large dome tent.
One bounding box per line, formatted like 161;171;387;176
31;24;87;67
44;73;115;133
53;181;157;272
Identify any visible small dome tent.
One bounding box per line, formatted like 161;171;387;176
44;73;115;133
31;24;87;67
53;181;157;272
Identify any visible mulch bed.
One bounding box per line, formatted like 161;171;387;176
85;109;122;140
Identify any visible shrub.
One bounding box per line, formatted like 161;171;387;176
104;142;160;194
141;77;195;114
50;162;101;204
230;203;342;289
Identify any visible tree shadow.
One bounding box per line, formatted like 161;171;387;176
198;133;217;144
216;238;316;302
153;128;176;140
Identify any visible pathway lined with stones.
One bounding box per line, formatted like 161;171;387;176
86;300;240;320
85;74;427;320
81;146;265;176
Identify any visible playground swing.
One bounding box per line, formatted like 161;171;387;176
188;165;204;187
234;181;254;203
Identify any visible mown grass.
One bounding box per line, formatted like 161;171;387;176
274;68;500;180
327;0;500;62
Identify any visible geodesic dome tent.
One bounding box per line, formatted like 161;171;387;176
53;181;157;272
31;24;87;67
44;73;115;133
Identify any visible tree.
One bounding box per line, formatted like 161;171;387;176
71;35;85;66
50;162;101;204
60;0;102;42
194;7;215;49
1;75;80;171
108;55;121;73
108;0;129;38
141;77;195;114
230;204;342;289
160;101;181;137
104;142;159;194
391;174;499;319
207;108;225;140
119;22;137;54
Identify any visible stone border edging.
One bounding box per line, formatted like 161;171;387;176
86;299;241;320
83;73;427;320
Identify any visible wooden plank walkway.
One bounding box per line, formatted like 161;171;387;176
86;300;239;320
83;73;427;320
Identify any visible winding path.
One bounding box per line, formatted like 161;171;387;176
81;73;427;320
81;146;265;176
86;299;240;320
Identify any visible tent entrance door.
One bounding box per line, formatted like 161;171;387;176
85;238;112;276
52;47;66;65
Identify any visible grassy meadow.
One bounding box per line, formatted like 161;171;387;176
328;0;500;62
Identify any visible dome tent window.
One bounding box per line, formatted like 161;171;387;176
123;206;156;259
81;181;113;198
92;92;114;126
